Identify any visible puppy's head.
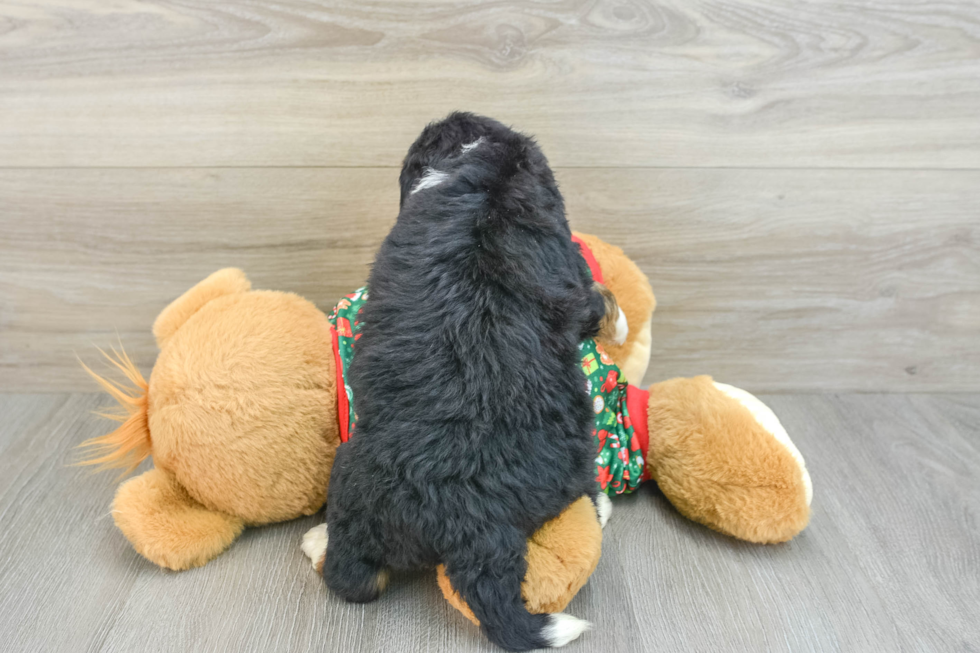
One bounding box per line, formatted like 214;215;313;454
399;113;565;234
399;112;541;206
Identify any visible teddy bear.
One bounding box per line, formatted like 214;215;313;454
563;234;812;542
79;233;811;621
78;267;340;569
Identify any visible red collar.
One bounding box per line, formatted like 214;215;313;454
331;326;352;442
626;385;652;482
571;234;604;284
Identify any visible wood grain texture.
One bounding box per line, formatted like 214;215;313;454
1;0;979;168
1;393;978;652
2;167;977;392
570;168;980;392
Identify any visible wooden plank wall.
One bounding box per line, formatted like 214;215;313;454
1;0;978;392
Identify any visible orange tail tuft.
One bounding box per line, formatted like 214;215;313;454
76;346;151;474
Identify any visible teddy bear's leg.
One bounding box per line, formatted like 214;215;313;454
113;468;245;570
646;376;811;543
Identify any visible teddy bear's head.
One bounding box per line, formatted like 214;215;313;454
145;268;340;525
82;268;341;540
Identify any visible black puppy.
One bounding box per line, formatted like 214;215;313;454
314;113;609;650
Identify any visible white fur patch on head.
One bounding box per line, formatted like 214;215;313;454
301;523;328;569
713;382;813;506
612;306;629;346
411;167;449;194
596;492;613;528
461;137;485;153
542;613;591;647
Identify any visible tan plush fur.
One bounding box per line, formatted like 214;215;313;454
87;268;341;570
113;468;244;570
646;376;810;543
148;288;339;524
572;232;656;384
153;268;252;349
84;234;807;618
437;496;602;624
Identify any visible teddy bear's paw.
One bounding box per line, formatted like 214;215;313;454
301;523;328;573
595;493;612;528
712;382;812;507
543;613;592;647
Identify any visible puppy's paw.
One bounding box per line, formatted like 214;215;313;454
612;304;628;345
595;492;613;529
543;613;592;647
301;523;328;573
595;282;627;346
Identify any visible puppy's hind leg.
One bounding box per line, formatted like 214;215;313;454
322;524;389;603
594;492;613;528
444;527;590;650
301;523;329;572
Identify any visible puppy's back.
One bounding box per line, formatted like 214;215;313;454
351;118;597;444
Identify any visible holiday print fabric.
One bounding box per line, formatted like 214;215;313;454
327;287;368;438
580;338;644;495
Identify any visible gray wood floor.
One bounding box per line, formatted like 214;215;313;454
1;392;977;652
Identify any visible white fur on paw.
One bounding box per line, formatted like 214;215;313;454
543;613;591;647
301;523;328;569
612;307;629;346
596;493;613;529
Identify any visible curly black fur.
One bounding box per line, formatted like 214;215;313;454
324;113;606;651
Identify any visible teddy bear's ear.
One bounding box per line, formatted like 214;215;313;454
153;268;251;349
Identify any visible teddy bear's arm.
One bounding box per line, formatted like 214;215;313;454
114;468;245;570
